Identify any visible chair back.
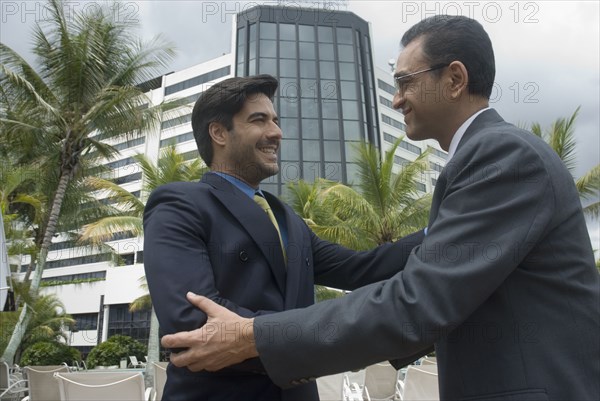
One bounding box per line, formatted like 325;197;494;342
362;362;399;400
401;365;439;400
0;361;9;390
420;357;437;366
23;365;69;401
129;356;145;368
54;371;145;401
152;362;168;401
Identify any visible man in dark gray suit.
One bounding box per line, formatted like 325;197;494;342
161;16;600;400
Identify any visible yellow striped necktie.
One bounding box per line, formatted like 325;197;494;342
253;194;286;263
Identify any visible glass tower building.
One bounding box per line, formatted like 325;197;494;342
235;5;380;195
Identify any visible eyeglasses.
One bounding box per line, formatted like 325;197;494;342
394;63;448;93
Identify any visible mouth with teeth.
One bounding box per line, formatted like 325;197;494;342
258;145;278;161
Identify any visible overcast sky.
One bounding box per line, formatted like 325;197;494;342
1;0;598;252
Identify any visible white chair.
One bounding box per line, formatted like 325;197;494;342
54;371;150;401
128;356;146;369
360;362;401;401
22;365;70;401
419;357;437;366
0;361;28;401
150;362;168;401
399;365;439;401
317;371;364;401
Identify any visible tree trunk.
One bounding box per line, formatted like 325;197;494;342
1;168;72;363
144;307;160;386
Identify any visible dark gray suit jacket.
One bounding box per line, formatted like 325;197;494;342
143;172;424;401
254;109;600;400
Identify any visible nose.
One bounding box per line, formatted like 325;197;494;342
267;121;283;140
392;90;405;110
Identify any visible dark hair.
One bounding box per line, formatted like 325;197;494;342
401;15;495;99
191;74;279;166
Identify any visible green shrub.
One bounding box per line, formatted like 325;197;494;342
86;335;147;368
20;341;81;366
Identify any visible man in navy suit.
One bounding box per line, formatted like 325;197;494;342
143;75;424;400
160;16;600;401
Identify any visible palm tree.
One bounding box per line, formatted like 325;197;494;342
79;146;206;244
0;283;75;363
288;138;431;299
79;146;206;377
0;0;175;363
530;107;599;217
287;137;431;250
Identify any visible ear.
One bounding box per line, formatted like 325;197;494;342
447;61;469;99
208;122;228;146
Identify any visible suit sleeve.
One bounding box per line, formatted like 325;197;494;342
254;131;555;387
311;229;425;290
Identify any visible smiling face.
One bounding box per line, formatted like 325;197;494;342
214;93;282;187
392;37;454;148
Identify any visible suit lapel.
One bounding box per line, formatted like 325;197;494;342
202;173;286;293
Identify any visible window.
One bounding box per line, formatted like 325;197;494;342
428;146;448;160
430;162;444;172
280;118;299;139
341;81;357;100
72;313;99;331
260;40;277;58
299;42;315;60
112;172;142;185
279;41;296;59
279;59;297;78
259;22;276;39
336;27;353;45
318;43;334;61
104;156;136;170
160;132;194;148
301;119;319;139
107;304;151;345
319;61;336;79
303;140;321;162
342;100;359;120
161;114;191;130
382;114;406;131
322;119;340;140
394;155;411;166
337;44;354;62
339;63;355;81
281;139;299;160
343;120;361;141
259;58;277;75
415;182;427;192
165;66;230;96
377;79;396;96
45;253;112;270
299;25;315;42
400;140;422;155
324;141;341;162
280;23;296;41
317;26;333;43
383;132;397;144
379;96;393;109
41;271;106;283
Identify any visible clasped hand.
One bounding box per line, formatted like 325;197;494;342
161;292;258;371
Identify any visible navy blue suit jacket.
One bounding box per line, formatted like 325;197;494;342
143;172;424;400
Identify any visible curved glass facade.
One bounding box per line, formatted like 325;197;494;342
236;6;380;196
